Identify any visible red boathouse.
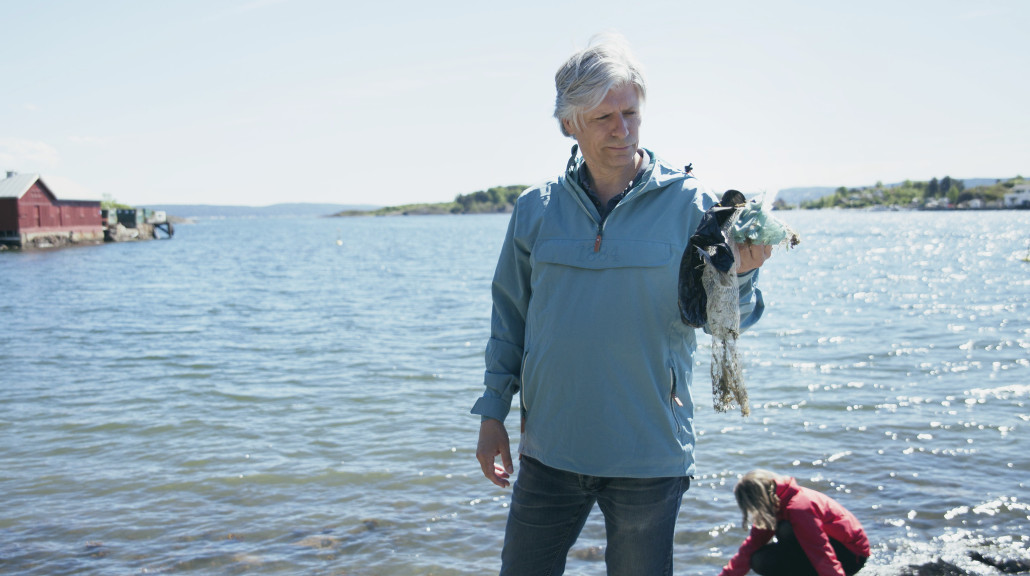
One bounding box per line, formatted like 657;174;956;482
0;172;103;248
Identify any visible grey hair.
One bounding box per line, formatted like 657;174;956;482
733;469;783;531
553;32;647;138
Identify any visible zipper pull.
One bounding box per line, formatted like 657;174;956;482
594;223;603;252
670;367;683;406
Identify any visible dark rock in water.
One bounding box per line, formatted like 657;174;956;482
294;533;341;549
83;541;110;559
969;551;1030;573
348;518;386;534
900;559;974;576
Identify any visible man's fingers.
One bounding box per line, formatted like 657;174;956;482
493;464;511;484
480;461;510;488
738;242;774;273
476;446;500;479
499;446;514;474
476;419;513;488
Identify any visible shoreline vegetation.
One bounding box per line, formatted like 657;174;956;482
793;175;1027;211
332;185;525;217
331;177;1028;217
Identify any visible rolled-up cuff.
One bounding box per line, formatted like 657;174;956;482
735;268;757;287
471;396;512;423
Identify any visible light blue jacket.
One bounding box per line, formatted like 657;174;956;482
471;149;764;478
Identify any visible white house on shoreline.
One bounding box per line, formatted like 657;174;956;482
1004;184;1030;208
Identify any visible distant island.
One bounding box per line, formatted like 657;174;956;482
135;176;1028;221
794;176;1027;210
333;176;1029;217
332;185;525;217
141;202;380;219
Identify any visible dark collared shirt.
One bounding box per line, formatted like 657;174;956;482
576;162;646;222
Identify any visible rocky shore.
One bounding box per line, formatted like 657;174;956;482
899;552;1030;575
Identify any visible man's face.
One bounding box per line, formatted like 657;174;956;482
563;84;642;176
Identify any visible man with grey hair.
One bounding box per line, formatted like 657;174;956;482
472;33;772;575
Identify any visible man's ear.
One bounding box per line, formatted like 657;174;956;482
562;117;576;137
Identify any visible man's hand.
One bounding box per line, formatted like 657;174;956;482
737;242;773;274
476;418;514;488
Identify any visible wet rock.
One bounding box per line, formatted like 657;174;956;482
969;551;1030;574
348;519;386;534
899;558;974;576
896;554;1030;576
294;534;341;549
294;520;390;550
229;553;264;566
83;541;110;559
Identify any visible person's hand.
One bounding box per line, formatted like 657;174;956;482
476;418;514;488
737;242;773;274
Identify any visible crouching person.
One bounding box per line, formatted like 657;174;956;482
720;469;870;576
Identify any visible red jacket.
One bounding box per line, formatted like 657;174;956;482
719;477;870;576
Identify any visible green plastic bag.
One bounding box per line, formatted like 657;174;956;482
730;193;800;248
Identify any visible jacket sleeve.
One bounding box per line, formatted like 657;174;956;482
737;268;764;332
719;526;774;576
787;507;847;576
470;202;533;423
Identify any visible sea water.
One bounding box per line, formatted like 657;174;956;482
1;210;1027;575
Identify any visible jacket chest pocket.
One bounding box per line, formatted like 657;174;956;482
533;238;675;270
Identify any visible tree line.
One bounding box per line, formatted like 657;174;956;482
452;185;525;213
800;176;1025;210
334;185;527;217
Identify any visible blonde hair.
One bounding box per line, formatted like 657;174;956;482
733;469;783;531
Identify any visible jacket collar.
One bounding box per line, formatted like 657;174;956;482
562;147;689;198
776;476;801;505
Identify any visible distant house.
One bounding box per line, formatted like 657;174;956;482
1004;184;1030;208
0;172;103;248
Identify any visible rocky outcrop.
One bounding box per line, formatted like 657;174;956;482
104;223;157;242
897;552;1030;575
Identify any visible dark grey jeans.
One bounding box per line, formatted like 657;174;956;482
499;456;690;576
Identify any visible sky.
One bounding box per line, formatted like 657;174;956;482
1;0;1027;207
